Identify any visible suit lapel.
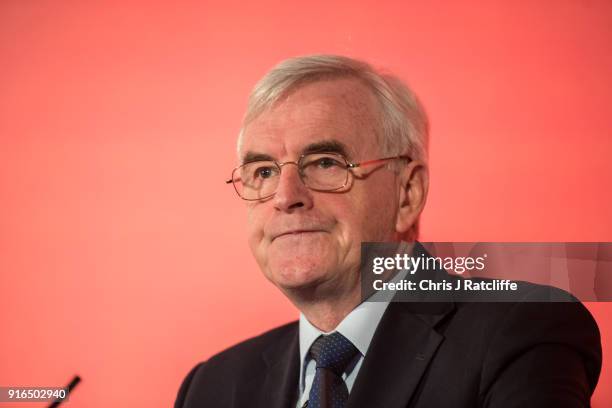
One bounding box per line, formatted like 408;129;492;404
235;325;301;408
346;300;455;408
235;243;454;408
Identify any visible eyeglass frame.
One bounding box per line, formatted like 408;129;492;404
225;152;412;201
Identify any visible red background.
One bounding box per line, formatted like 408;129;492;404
1;1;610;406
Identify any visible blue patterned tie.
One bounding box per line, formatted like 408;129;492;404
307;332;359;408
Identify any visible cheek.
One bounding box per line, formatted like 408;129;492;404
246;207;266;252
350;181;399;240
323;200;368;258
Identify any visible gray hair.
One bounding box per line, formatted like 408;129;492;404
237;54;429;165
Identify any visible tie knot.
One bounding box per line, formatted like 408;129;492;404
309;332;359;376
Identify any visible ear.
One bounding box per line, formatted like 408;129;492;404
395;161;429;236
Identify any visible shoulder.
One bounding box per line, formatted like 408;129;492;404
448;282;602;400
205;320;298;370
174;320;298;408
394;281;602;405
447;281;601;361
454;280;600;334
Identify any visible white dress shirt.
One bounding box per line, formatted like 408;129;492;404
296;270;407;407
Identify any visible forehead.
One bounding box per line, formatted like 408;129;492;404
240;77;381;161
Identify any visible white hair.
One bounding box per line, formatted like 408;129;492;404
237;54;429;165
237;55;429;239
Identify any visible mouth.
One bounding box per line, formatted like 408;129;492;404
272;230;327;241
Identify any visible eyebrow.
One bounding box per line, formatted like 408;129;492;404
242;152;275;164
302;140;350;157
241;139;351;164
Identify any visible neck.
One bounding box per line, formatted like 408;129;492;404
284;282;362;332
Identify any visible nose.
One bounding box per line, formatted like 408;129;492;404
273;163;313;212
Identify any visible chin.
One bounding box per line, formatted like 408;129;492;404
266;261;330;291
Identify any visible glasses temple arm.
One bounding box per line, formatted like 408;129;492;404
350;155;411;168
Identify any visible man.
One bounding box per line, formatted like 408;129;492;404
175;55;601;407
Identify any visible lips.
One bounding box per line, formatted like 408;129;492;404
271;229;327;241
267;216;333;242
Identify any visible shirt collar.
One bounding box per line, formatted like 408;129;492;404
299;268;409;364
299;297;390;363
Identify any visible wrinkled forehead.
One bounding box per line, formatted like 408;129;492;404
238;77;382;162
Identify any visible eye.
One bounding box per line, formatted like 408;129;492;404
316;156;342;169
253;165;276;179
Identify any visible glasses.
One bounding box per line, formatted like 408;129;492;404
226;152;411;201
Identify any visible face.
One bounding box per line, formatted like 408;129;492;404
239;78;405;298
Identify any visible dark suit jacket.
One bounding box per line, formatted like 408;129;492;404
175;279;601;408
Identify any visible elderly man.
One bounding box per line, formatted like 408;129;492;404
175;55;601;407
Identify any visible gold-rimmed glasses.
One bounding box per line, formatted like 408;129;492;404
226;152;410;201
